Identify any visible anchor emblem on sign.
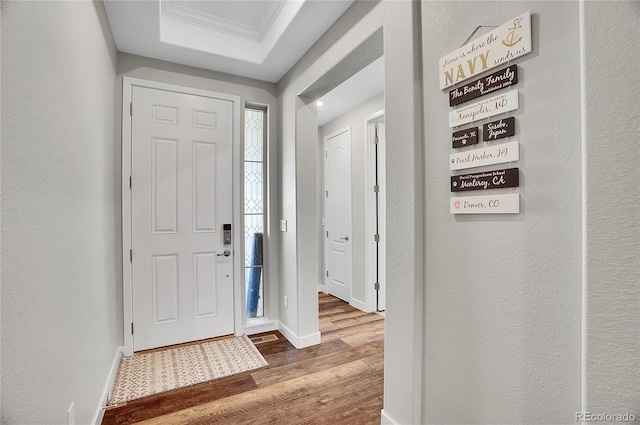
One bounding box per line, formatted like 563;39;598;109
502;17;523;47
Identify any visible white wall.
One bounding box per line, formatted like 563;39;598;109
116;53;280;329
319;94;384;309
421;1;639;424
423;2;583;422
583;0;640;416
277;1;425;421
281;1;638;424
1;2;120;424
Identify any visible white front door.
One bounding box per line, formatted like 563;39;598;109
131;86;234;351
324;128;352;303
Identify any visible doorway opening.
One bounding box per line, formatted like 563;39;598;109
318;96;386;314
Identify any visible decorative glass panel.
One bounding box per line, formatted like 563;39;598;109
245;109;264;162
244;108;265;318
244;162;263;215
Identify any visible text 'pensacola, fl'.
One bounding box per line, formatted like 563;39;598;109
452;127;479;148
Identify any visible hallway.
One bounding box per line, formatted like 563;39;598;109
102;293;384;424
3;2;638;424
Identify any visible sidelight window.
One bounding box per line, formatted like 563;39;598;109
244;107;266;318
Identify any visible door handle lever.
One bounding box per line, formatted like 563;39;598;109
340;236;349;241
217;250;231;257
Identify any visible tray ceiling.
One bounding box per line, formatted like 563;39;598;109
104;0;354;82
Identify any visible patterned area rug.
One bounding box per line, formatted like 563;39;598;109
108;335;268;405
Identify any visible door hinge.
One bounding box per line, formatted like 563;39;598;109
129;176;132;189
374;185;379;193
374;234;380;242
374;125;379;144
130;102;133;116
325;151;328;158
325;190;328;198
326;231;328;237
374;282;380;290
129;249;133;262
326;270;329;277
131;322;134;335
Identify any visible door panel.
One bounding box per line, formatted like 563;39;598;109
193;142;217;232
193;252;218;317
153;254;179;323
324;128;352;303
131;86;234;351
152;138;178;234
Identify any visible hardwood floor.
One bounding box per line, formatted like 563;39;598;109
102;293;384;424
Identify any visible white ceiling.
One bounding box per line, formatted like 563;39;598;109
103;0;354;83
317;56;384;126
103;0;385;125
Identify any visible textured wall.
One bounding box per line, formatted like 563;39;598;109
1;1;120;424
277;1;425;421
422;2;583;423
583;1;640;418
379;4;426;422
319;94;385;309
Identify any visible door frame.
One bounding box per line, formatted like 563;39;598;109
121;77;242;356
364;110;386;312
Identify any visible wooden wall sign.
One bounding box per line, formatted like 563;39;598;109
449;65;518;106
439;11;532;89
451;167;519;192
449;91;518;127
450;140;519;171
483;117;515;141
452;127;478;148
450;193;520;214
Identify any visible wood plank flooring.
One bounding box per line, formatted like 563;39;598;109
102;293;384;425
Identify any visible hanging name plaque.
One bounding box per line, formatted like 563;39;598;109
450;193;520;214
451;168;519;192
449;65;518;106
483;117;516;141
449;91;518;128
450;140;519;171
439;11;532;89
452;127;479;148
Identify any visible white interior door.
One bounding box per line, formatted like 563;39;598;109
324;128;352;303
131;86;234;351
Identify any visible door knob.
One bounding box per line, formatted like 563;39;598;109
217;250;231;257
340;236;349;241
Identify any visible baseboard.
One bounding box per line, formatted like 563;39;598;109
93;346;123;425
380;409;399;425
277;322;321;349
